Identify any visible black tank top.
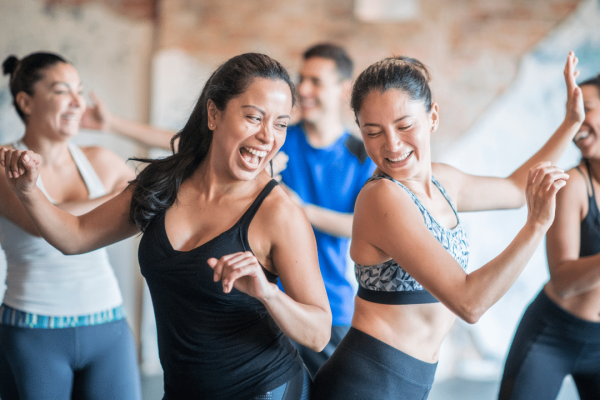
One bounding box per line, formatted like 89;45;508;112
138;180;302;399
577;159;600;257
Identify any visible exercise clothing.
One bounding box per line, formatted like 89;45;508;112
138;179;303;400
578;159;600;257
498;290;600;400
279;124;375;326
355;174;469;305
0;141;122;316
0;140;140;399
291;325;350;379
312;327;438;400
498;159;600;400
0;319;141;400
253;367;311;400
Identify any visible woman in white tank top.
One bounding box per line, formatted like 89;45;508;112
0;52;140;399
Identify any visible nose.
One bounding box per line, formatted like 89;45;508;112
385;130;401;152
70;91;84;109
256;121;275;144
298;79;311;98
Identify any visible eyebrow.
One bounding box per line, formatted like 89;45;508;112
242;105;290;119
51;81;83;88
361;115;412;128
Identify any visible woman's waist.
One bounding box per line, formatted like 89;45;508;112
543;284;600;323
351;296;455;363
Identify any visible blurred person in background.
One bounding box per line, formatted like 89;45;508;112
277;43;376;377
0;52;140;400
498;73;600;400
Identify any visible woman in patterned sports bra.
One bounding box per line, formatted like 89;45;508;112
498;75;600;400
1;53;330;400
312;52;585;400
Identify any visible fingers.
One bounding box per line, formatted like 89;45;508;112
207;252;262;293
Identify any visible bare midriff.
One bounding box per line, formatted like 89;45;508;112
351;296;457;364
544;283;600;322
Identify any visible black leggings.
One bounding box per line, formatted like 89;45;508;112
253;366;311;400
499;290;600;400
312;327;437;400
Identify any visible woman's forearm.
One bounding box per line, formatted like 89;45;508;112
17;186;88;254
261;284;331;351
548;254;600;298
458;222;546;323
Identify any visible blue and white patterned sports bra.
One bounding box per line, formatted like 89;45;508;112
355;174;469;305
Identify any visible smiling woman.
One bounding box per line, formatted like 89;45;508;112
0;52;140;399
312;52;584;400
0;53;331;400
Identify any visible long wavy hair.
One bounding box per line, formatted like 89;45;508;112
129;53;295;232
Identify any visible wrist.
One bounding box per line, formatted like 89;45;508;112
561;117;583;133
523;218;549;238
259;282;280;304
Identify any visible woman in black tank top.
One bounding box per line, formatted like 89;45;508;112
499;76;600;399
1;53;331;400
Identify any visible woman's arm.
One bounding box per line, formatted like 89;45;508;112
546;168;600;298
0;147;139;253
446;51;584;212
208;187;331;351
354;163;567;324
81;92;177;151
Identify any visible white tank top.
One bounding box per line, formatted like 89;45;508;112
0;141;123;316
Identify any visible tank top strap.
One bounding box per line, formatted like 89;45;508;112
584;158;596;199
238;179;279;230
66;143;107;198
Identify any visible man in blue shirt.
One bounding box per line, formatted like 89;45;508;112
278;43;375;377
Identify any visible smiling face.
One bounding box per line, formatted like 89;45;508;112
297;57;345;124
574;85;600;159
208;77;293;182
357;88;438;181
18;62;85;140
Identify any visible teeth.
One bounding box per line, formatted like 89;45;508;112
388;151;412;162
575;130;590;142
243;147;268;158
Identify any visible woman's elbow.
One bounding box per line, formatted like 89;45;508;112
456;303;485;325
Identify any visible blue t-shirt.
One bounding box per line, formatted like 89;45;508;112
279;124;375;326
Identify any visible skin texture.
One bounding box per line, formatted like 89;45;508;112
349;52;583;363
544;84;600;322
1;77;331;352
0;62;134;237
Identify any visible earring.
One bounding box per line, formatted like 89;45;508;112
211;124;214;127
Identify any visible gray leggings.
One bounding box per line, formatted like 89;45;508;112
0;319;141;400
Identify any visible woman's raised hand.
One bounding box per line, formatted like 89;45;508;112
0;148;42;195
207;252;277;301
525;161;569;231
564;51;584;125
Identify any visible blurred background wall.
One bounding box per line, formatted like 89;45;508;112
1;0;599;391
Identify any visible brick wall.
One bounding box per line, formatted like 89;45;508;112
155;0;580;156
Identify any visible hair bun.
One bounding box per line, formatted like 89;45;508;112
2;55;19;76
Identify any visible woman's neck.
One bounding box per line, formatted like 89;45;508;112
22;131;70;169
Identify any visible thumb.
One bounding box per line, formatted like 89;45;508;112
207;258;218;269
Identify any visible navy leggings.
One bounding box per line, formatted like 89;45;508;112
499;290;600;400
0;319;141;400
253;366;311;400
